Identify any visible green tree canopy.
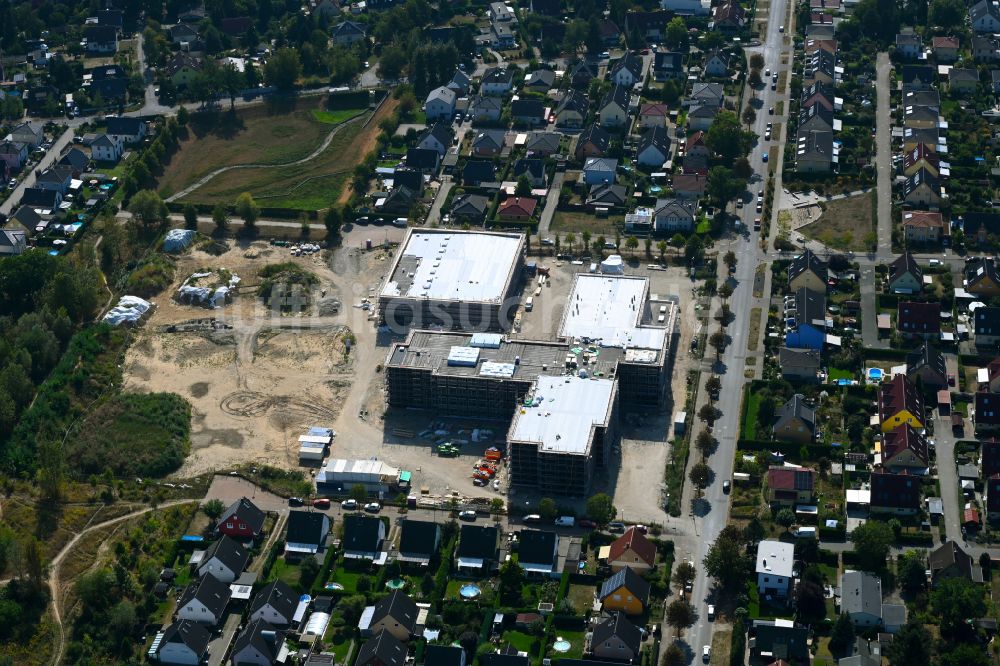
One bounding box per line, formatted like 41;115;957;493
849;520;893;571
705;112;755;162
585;493;616;525
127;190;168;227
264;47;303;90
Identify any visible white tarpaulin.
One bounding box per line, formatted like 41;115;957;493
163;229;195;252
102;295;152;326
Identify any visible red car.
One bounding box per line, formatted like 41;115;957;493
312;498;331;509
577;519;597;529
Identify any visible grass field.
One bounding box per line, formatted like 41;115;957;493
799;193;874;251
158;99;333;197
551;210;621;235
312;108;365;124
742;390;761;439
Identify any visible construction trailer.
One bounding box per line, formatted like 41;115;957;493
377;228;527;332
315;459;405;496
298;426;335;463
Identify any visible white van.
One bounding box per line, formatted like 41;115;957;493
525;297;533;311
554;516;575;527
792;526;817;538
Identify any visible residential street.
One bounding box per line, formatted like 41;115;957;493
874;52;893;263
536;171;565;237
0;127;74;217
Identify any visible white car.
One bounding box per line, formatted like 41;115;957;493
364;502;381;513
703;645;711;662
541;237;555;245
341;499;358;510
708;604;715;620
459;510;477;521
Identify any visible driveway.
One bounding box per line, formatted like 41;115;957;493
536;171;564;237
425;179;454;225
932;407;963;545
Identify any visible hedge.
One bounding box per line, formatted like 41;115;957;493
164;200;319;219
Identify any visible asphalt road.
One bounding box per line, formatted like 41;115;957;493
0;127;74;217
683;0;792;660
874;53;893;263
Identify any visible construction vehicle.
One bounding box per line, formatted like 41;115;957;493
437;443;459;457
484;447;503;462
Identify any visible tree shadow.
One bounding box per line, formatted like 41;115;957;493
690;496;712;518
34;499;62;542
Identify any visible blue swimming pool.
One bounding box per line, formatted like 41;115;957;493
867;368;884;381
459;584;481;599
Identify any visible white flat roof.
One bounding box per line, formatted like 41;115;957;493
380;230;522;302
509;375;615;454
755;539;795;578
560;274;666;350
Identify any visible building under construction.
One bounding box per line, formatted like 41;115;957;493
377;229;526;332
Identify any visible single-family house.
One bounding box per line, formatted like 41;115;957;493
881;424;930;471
0;230;26;256
451;193;490;223
58;147;90;175
950;67;980;93
425;87;457;121
870;471;921;514
902;64;937;90
456;525;500;573
367;590;419;641
284;510;330;557
840;570;906;631
472;130;507;157
972;0;1000;33
906;342;947;389
33;166;72;194
591;613;642;662
888;253;922;293
974;36;1000;61
8;206;43;236
636;126;671;167
785;287;827;351
750;621;810;663
705;50;730;76
985;439;1000;477
583;157;617;185
575;124;610;160
766;466;815;507
607;526;656;573
788;249;828;292
525;131;561;156
405;147;440;173
600;19;621;45
798;104;834;133
587;183;628;208
653;51;684;81
197;536;250;583
610;53;644;87
555;91;589;128
523;69;556;92
652;198;696;232
897;301;941;339
976;392;1000;432
901;210;947;243
933;35;960;62
929;540;984;585
177;573;231;625
517;529;560;577
356;631;407;666
216;497;265;540
513;158;546;188
332;21;366;45
448;70;472;96
779;347;821;382
773;395;816;443
497;196;537;221
396;519;441;566
987;474;1000;521
313;0;342;17
417;124;455;157
106;116;146;145
598;84;630;128
461;160;497;186
756;540;795;599
230;619;285;666
904;168;941;208
878;374;925;432
660;0;711;13
469;95;503;123
511;98;546;127
672;173;707;199
156;620;211;666
166;53;203;88
624;10;671;41
712;0;746;31
598;567;650;615
0;141;28;170
424;645;466;666
568;59;597;89
896;32;922;59
967;258;1000;297
638;103;669;128
85;25;119;53
489;1;515;21
795;129;834;173
976;307;1000;348
482;67;516;96
9;122;44;148
249;580;297;627
343;515;387;561
20;187;61;210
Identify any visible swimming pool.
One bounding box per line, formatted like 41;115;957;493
459;584;481;599
323;582;344;591
552;639;571;653
867;368;884;381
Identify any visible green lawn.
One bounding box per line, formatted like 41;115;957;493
503;630;540;654
828;367;853;381
548;628;586;659
268;558;302;590
742;391;761;439
696;214;711;234
566;584;596;614
311;108;365;124
328;565;366;593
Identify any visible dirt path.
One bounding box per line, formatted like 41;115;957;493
165;113;368;203
48;499;197;666
335;97;400;205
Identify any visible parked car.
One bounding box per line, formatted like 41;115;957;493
703;646;711;662
708;605;715;620
523;514;542;523
288;497;304;507
723;480;731;493
341;499;358;510
607;522;626;533
577;519;597;529
364;502;381;513
312;498;331;509
459;510;477;521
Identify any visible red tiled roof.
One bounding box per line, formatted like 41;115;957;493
607;527;657;567
498;196;537;218
640;103;668;117
766;466;815;492
901;210;945;229
878;374;925;424
933;36;959;49
882;424;929;466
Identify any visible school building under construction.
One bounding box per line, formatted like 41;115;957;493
376;229;526;332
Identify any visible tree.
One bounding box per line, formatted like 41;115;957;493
886;620;931;666
585;493;616;525
565;233;576;253
661;643;685;666
829;613;855;656
749;68;762;87
703;528;748;590
928;0;964;28
300;556;320;586
742;105;756;127
698;404;720;425
849;520;893;571
537;497;558;521
625;236;639;256
498;559;525;604
234;192;259;231
665;598;695;635
718;282;734;301
219;64;243;109
324;206;343;245
183;203;199;230
672;561;696;590
938;644;990;666
689;461;711;488
177;106;190;126
775;508;796;531
657;240;667;260
349;484;368;502
581;231;591;251
724;251;737;269
749;53;765;70
744;517;765;544
212;204;229;232
264;47;303;90
695;430;717;457
705;111;755;162
709;329;727;357
707;166;745;208
931;577;987;640
898;551;926;594
515;175;532;196
128;190;168;227
665;17;689;50
202;499;225;522
796;579;826;621
378;45;407;80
